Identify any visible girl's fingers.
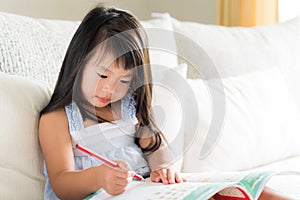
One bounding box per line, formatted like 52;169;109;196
110;168;130;179
155;176;161;182
157;169;168;184
112;185;126;194
114;160;130;171
151;168;187;184
150;171;160;182
115;176;129;186
174;171;183;183
182;177;188;182
167;169;176;184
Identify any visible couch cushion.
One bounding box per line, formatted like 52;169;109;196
141;13;178;70
171;15;300;172
183;68;300;172
0;72;51;199
152;63;187;171
172;15;300;79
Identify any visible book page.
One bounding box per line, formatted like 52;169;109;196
184;172;249;183
238;170;300;200
86;170;300;200
87;179;247;200
238;171;274;199
184;170;300;199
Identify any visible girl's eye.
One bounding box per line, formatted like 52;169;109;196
97;73;107;79
120;80;130;84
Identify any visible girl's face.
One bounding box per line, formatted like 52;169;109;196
81;53;133;108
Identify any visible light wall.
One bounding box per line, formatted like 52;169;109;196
278;0;300;22
0;0;217;24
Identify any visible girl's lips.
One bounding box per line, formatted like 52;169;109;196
97;97;111;103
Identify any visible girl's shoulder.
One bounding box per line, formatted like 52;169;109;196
39;108;73;163
40;108;66;119
39;108;69;131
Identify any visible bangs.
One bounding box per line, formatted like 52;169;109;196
92;32;146;70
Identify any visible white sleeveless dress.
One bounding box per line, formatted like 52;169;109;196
43;102;150;200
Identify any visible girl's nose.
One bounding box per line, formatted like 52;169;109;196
101;81;116;93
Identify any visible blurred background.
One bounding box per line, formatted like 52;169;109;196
0;0;300;26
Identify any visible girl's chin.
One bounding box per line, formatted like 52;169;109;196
93;102;109;108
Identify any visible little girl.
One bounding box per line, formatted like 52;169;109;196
39;5;184;200
39;5;293;200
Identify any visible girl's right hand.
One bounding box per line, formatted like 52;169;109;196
98;160;131;196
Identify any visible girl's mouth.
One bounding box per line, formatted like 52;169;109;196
97;97;111;103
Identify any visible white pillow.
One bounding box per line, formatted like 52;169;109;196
171;14;300;172
172;15;300;78
173;15;300;110
0;12;80;89
0;11;178;89
152;63;187;141
152;63;187;171
0;72;51;199
182;68;300;172
141;13;178;69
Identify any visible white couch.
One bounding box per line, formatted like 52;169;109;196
1;10;300;199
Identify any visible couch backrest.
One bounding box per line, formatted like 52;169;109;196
171;15;300;172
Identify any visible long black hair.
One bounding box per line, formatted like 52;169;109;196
41;5;162;152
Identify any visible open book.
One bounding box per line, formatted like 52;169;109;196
85;170;299;200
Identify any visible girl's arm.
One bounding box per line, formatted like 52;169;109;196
147;147;187;184
259;187;294;200
139;126;186;184
39;109;130;200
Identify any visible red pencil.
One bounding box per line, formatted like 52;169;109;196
75;144;144;181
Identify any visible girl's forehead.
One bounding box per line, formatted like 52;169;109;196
89;49;118;67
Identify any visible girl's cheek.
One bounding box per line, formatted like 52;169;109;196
111;87;128;101
95;79;105;93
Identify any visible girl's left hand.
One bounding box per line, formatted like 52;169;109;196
150;168;187;184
